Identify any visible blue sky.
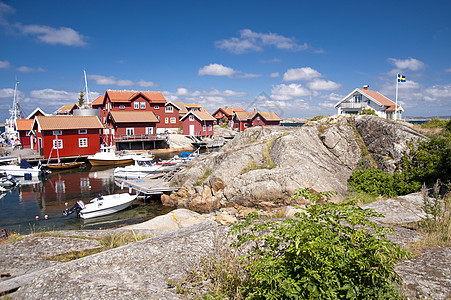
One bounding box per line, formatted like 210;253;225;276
0;0;450;121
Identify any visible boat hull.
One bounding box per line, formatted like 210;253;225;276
45;162;84;170
0;166;42;177
88;158;134;167
79;193;137;219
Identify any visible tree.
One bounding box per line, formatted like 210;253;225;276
78;90;85;107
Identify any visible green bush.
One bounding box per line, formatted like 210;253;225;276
359;108;377;116
420;117;450;129
230;199;410;299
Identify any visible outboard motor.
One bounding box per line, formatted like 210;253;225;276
63;200;86;216
6;174;19;186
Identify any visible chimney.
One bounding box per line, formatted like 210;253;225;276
363;85;369;90
254;107;257;112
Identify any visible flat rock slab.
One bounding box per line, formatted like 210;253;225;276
13;220;223;299
361;192;427;225
396;247;451;299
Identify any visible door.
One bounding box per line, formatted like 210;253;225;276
38;138;43;155
189;125;195;136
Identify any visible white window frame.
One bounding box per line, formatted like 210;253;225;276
203;125;206;132
53;139;63;149
119;105;125;110
257;116;261;121
165;117;169;124
79;138;88;148
165;106;173;113
78;129;87;134
140;101;146;109
189;115;194;121
134;102;139;109
354;95;362;103
170;117;176;124
208;125;212;131
126;128;134;136
154;105;159;110
145;127;153;134
53;130;62;136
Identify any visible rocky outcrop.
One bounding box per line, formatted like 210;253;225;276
355;115;428;173
165;116;428;213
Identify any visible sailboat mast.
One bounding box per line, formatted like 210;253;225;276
83;69;91;105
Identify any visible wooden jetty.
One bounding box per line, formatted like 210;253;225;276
115;172;180;195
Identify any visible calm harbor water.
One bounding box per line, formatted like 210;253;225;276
0;151;188;235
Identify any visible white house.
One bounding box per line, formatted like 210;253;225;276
335;85;403;120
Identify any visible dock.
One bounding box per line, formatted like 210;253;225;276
115;172;180;195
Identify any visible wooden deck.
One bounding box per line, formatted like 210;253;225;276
115;173;180;195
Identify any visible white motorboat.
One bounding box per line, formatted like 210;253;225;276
87;145;134;167
0;160;43;177
114;156;168;179
63;193;137;219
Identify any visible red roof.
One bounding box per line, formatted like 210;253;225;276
359;89;395;107
91;95;104;106
213;107;245;118
15;119;34;131
106;90;166;103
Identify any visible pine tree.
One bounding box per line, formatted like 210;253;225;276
78;90;85;107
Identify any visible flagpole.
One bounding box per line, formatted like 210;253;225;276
395;74;399;121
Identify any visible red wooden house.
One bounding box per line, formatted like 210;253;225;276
212;107;245;125
15;119;34;149
30;116;103;158
180;111;215;137
106;111;159;142
91;90;180;133
232;111;282;132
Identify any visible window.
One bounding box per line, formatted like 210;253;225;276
189;115;194;121
165;106;173;113
208;125;212;131
53;130;62;136
134;102;139;109
103;116;106;124
126;128;134;136
165;117;169;124
140;102;146;109
78;129;87;134
170;117;176;124
119;105;125;110
154;105;159;110
79;138;88;147
353;95;362;103
257;116;261;121
146;127;153;134
53;139;63;149
203;125;206;132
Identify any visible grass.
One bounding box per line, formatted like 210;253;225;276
240;139;275;175
342;190;380;206
43;230;151;263
195;169;213;185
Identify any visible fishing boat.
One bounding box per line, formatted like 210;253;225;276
0;160;43;177
87;144;134;166
63;193;137;219
44;161;85;170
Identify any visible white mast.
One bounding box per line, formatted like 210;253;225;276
5;80;20;141
83;69;91;106
394;74;399;121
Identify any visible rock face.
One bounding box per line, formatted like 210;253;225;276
166;116;428;212
355;115;428;173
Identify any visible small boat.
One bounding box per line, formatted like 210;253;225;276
87;145;134;167
63;193;137;219
114;156;169;179
0;160;43;177
44;161;85;170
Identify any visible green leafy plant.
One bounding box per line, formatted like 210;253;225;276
360;108;377;116
195;169;213;185
290;188;337;204
229;201;410;299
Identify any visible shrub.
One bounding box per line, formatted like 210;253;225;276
360;108;377;116
229;199;410;299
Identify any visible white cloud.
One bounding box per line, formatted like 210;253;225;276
198;63;261;79
215;29;308;54
89;75;158;87
16;66;45;73
445;68;451;72
270;72;280;78
198;63;235;77
0;88;15;98
176;88;189;96
424;84;451;102
0;60;11;69
307;79;341;91
16;24;87;46
270;83;311;100
389;57;425;71
283;67;321;81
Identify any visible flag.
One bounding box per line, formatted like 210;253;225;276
397;74;406;82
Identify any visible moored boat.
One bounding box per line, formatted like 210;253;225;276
114;156;169;179
0;160;43;177
87;145;134;166
63;193;137;219
44;161;85;170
